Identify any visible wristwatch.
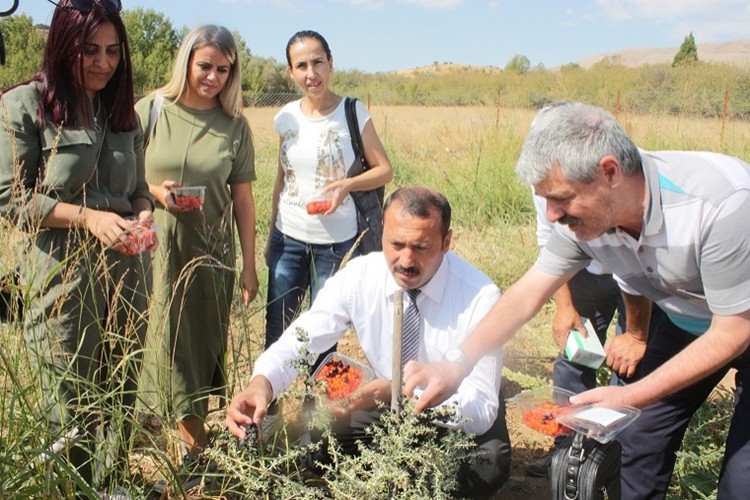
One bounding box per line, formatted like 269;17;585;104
444;347;471;369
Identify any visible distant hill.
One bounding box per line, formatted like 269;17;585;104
576;39;750;69
396;39;750;76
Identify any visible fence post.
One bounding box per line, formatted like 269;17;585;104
721;87;729;150
615;89;621;119
391;289;404;417
495;91;501;132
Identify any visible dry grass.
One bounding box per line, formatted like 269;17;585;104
229;103;750;498
2;103;745;497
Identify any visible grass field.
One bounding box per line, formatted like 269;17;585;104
0;103;741;498
235;103;740;498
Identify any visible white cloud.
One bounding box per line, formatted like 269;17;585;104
594;0;631;20
349;0;386;7
596;0;746;20
400;0;463;7
672;7;750;43
593;0;750;43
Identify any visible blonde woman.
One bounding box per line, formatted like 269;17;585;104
135;24;257;479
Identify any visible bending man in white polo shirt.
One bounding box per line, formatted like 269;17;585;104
406;101;750;499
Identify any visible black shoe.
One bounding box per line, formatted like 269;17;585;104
523;451;553;477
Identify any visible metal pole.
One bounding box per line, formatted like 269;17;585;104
391;289;404;415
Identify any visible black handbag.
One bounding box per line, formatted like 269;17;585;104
549;433;622;500
344;97;384;255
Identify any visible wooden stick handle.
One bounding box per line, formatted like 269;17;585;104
391;288;404;414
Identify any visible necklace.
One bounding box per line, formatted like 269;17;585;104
90;95;101;132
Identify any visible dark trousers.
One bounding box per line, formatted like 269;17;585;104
616;312;750;500
305;399;511;499
551;270;622;446
552;269;622;396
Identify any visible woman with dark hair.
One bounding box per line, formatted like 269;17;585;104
0;0;155;494
265;29;392;351
135;24;257;484
262;29;393;431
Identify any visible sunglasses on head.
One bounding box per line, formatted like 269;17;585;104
46;0;122;14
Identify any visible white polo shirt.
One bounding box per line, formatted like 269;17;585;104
536;150;750;335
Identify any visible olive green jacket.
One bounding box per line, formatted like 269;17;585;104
0;82;152;231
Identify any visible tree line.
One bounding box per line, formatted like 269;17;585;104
2;8;750;119
0;8;294;99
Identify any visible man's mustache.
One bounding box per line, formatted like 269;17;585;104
394;265;419;276
559;214;583;226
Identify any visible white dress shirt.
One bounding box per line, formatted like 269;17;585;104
252;251;503;435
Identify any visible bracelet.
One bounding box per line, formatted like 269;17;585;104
76;205;86;226
137;196;155;212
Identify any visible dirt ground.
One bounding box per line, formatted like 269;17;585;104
491;374;554;500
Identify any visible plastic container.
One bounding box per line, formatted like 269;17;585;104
312;352;375;401
171;186;206;210
564;318;606;369
305;190;333;215
506;386;576;437
556;404;641;443
122;224;157;256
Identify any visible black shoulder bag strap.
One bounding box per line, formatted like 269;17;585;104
344;97;384;205
564;432;586;500
345;97;366;172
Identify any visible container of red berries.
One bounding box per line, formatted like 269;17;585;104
507;386;577;437
170;186;206;210
305;190;333;215
121;223;158;256
313;352;375;401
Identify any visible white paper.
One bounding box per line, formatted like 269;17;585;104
572;407;627;426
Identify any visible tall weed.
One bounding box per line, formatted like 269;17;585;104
0;102;743;497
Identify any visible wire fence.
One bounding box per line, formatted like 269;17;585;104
244;87;750;122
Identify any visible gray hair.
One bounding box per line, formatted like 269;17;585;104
515;101;641;185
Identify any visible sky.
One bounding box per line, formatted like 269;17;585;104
8;0;750;73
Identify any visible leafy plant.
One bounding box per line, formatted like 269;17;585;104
667;387;734;499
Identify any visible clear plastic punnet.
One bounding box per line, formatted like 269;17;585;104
312;352;375;402
170;185;206;210
556;404;641;443
305;190;333;215
121;223;157;256
506;386;577;437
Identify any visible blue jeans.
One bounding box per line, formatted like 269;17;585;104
264;227;359;349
